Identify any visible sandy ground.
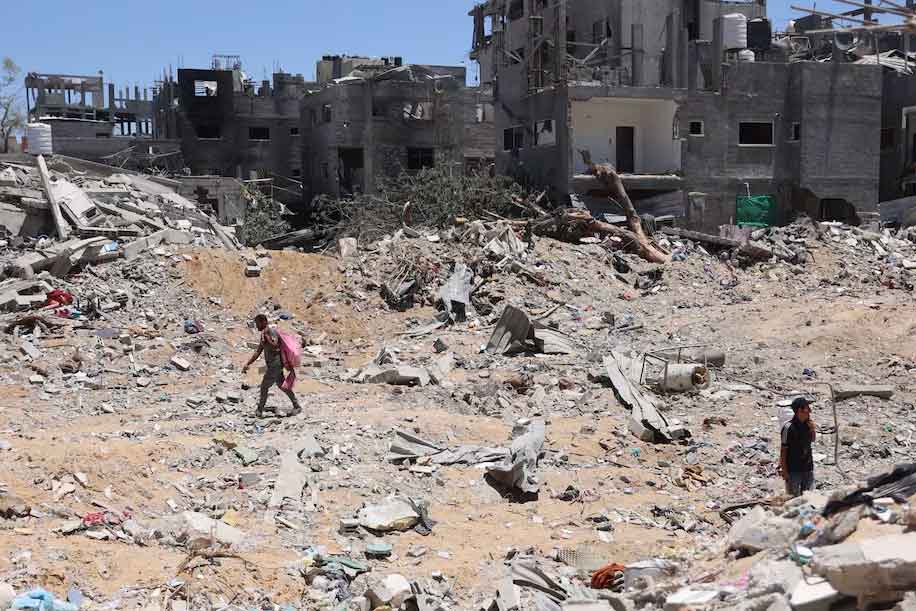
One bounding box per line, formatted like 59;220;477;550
0;239;913;609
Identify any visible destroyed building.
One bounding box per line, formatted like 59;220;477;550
152;56;314;207
23;72;175;164
470;0;885;230
300;63;496;199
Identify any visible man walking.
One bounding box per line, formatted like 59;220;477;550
242;314;301;418
780;397;816;497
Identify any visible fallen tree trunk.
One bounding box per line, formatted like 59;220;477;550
579;153;670;264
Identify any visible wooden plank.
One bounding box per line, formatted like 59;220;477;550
36;155;71;240
834;385;895;401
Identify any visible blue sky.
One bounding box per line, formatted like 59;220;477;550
2;0;889;92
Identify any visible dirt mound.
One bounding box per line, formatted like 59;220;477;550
180;249;373;342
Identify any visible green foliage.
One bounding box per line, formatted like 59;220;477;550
238;197;291;246
0;57;24;153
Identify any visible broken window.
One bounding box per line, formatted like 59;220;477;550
290;126;300;136
881;127;895;150
533;120;556;146
195;124;221;139
292;169;301;178
194;80;218;97
509;0;524;21
403;102;432;121
407;148;435;170
373;102;385;117
689;121;704;137
789;122;801;141
503;126;525;151
322;104;332;123
248;127;270;141
738;122;773;146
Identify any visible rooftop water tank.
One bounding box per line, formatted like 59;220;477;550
738;49;756;62
26;123;53;156
723;13;748;50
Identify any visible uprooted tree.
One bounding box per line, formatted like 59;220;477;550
524;152;670;264
311;165;531;244
0;58;24;154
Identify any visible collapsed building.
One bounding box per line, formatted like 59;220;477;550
470;0;886;230
300;63;496;200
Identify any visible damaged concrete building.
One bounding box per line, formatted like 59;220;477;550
24;72;176;165
152;56;313;208
470;0;884;230
300;62;496;200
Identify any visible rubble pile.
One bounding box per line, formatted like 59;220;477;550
1;164;916;610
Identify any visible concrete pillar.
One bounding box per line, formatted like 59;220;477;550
665;13;676;86
711;17;723;92
108;83;115;113
688;42;698;90
632;23;645;86
678;27;689;89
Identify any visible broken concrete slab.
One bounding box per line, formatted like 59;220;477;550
123;229;194;261
485;419;545;496
663;588;720;611
170;356;191;371
789;577;844;611
268;435;323;509
833;385;894;401
810;533;916;597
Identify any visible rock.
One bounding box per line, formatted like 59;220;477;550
366;574;412;609
727;505;798;554
894;592;916;611
0;582;14;609
563;602;613;610
0;493;31;518
366;542;394;558
906;494;916;529
349;595;370;611
170;356;191;371
789;577;844;611
748;560;803;596
812;506;864;546
28;375;45;385
357;497;420;532
233;446;259;466
245;265;261;277
810;533;916;597
178;511;246;547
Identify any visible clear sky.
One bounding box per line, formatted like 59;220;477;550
2;0;891;93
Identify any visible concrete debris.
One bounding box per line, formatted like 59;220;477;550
727;505;799;554
366;574;413;609
485;419;546;497
487;305;577;355
357;497;421;532
175;511;247;547
810;533;916;598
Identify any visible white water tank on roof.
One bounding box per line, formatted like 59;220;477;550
723;13;748;50
738;49;756;62
26;123;53;156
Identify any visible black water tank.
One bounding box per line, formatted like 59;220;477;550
748;18;772;50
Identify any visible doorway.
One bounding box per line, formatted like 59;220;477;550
616;126;635;173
